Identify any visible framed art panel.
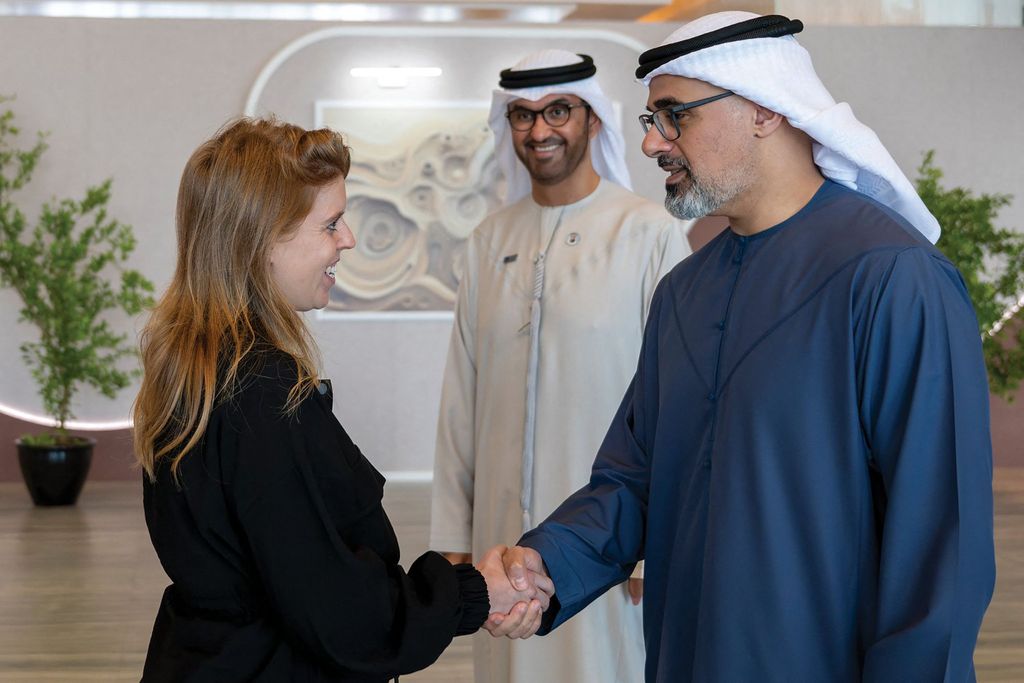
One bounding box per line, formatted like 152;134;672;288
316;100;503;315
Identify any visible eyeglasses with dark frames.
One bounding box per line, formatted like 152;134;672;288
638;91;735;141
506;102;591;131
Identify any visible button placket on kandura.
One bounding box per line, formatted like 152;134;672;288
704;237;749;473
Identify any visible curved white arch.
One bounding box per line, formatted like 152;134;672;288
244;25;647;116
988;293;1024;337
0;401;133;431
247;26;1023;368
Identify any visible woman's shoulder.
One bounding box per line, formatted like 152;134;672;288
246;348;300;388
200;350;318;483
217;349;305;424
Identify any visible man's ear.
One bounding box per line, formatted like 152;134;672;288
752;104;784;138
588;111;602;140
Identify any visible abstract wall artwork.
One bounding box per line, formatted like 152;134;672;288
318;102;505;313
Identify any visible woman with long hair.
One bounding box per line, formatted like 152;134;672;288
133;118;548;681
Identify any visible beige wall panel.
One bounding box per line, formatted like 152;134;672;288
0;17;1020;473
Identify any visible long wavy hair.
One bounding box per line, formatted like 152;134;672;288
133;117;350;481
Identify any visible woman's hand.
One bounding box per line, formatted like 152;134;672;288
474;545;555;639
483;598;544;639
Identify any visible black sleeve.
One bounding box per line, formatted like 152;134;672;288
220;364;488;678
452;563;489;635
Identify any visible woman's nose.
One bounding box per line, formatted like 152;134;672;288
337;222;356;251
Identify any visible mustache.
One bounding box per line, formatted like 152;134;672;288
657;155;688;173
526;137;564;148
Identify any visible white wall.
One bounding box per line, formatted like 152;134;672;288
0;17;1021;471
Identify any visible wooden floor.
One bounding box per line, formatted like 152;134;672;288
0;471;1021;682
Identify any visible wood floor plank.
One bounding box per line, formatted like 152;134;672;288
1;470;1021;681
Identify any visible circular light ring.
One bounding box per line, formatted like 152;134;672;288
988;293;1024;337
243;25;647;117
0;401;132;431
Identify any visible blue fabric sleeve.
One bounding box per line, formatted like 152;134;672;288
857;248;995;682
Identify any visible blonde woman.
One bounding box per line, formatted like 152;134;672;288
133;118;548;682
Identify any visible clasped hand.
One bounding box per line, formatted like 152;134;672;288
474;545;552;639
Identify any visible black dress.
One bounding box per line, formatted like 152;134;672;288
141;352;488;682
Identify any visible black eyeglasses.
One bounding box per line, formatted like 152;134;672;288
506;102;590;131
638;91;735;141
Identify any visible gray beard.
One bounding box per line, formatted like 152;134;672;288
664;173;728;220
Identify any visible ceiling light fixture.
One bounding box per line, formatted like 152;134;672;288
350;66;443;88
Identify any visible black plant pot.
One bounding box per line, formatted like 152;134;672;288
16;437;94;506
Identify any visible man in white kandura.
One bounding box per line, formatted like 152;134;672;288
430;50;690;683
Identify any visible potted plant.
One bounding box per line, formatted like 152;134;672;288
0;99;154;505
917;151;1024;400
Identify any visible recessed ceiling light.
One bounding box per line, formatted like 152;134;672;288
350;66;443;88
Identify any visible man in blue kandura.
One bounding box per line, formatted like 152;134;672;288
488;11;996;682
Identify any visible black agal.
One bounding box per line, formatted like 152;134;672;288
636;15;803;79
499;54;596;89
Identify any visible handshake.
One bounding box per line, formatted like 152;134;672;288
447;546;553;639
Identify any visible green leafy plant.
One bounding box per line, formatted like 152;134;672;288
0;99;155;444
918;150;1024;400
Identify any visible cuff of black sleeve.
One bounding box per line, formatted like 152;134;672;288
537;593;560;635
453;563;489;636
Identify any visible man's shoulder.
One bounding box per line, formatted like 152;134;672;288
780;184;959;303
810;182;939;254
468;196;537;242
757;182;948;287
589;182;686;242
596;181;671;216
